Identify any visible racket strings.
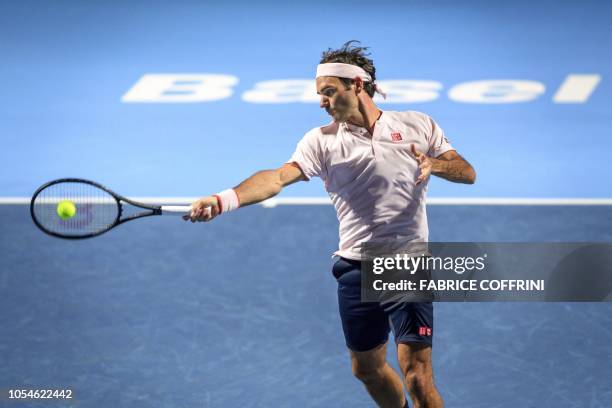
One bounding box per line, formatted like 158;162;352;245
32;181;120;237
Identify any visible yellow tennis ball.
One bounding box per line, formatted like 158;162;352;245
57;200;77;220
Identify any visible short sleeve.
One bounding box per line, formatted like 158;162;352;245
286;129;324;180
426;115;455;158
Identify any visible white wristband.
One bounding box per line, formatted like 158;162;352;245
214;189;240;213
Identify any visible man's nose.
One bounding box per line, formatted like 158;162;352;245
319;96;329;108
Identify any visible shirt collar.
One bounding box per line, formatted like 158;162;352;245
341;111;385;134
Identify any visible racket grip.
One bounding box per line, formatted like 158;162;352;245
161;205;192;215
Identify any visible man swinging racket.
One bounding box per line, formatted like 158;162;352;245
185;41;476;408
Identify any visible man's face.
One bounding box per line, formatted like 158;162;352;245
316;76;358;122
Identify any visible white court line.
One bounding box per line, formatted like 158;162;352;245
260;197;612;206
4;197;612;206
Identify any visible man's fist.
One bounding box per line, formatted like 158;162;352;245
183;196;219;222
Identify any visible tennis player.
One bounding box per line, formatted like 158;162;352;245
185;41;476;408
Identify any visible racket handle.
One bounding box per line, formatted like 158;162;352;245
161;205;192;215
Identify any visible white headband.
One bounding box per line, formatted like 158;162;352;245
316;63;371;82
315;62;386;99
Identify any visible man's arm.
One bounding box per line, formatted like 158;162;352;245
411;145;476;185
233;163;306;206
430;150;476;184
184;163;305;222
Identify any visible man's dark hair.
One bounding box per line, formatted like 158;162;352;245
320;40;377;97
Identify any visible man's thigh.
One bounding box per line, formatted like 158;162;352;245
388;302;434;347
334;257;390;352
396;342;434;376
350;341;388;375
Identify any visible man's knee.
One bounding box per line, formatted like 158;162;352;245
398;343;435;394
404;363;433;395
350;342;389;386
352;362;386;386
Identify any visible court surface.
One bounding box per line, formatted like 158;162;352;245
2;206;612;407
1;0;611;407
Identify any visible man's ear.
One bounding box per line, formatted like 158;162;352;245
353;77;364;94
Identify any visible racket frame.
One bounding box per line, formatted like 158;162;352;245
30;178;163;239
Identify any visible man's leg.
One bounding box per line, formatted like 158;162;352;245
397;343;443;408
388;301;443;408
334;257;408;407
350;341;407;408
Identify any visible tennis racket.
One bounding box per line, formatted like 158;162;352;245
30;178;193;239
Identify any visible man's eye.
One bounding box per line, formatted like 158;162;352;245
323;90;334;96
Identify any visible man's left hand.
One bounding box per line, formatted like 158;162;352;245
411;144;432;185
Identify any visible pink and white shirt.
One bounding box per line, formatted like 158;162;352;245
288;110;455;260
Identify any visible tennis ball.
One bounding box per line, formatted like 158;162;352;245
57;200;77;220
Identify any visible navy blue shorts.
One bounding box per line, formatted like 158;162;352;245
333;257;434;352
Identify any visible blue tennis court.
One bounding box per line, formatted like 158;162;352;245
1;0;611;407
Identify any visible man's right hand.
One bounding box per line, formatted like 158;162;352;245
182;163;306;223
182;196;219;223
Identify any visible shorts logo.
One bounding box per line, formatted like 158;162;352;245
419;326;432;336
391;132;403;142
